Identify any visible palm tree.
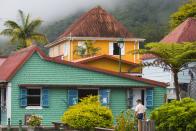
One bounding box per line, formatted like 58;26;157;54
0;10;48;49
74;40;100;58
135;42;196;100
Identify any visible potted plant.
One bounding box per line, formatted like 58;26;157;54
27;115;43;131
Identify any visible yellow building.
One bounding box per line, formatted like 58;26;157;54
45;6;145;73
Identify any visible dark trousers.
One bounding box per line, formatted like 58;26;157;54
137;113;144;120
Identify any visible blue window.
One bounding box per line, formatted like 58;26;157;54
146;89;154;108
20;88;49;107
127;89;133;108
68;89;78;106
99;89;110;106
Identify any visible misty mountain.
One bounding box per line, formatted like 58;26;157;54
0;0;187;55
42;0;187;43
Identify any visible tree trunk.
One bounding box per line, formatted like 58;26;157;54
173;72;180;100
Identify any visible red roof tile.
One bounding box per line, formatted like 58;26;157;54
161;17;196;43
0;46;36;81
0;57;7;66
142;54;157;60
57;6;132;40
0;45;167;87
143;17;196;60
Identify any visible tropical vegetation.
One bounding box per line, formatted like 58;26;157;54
74;40;100;58
61;96;113;130
27;115;43;127
151;98;196;131
0;10;48;49
169;0;196;29
134;42;196;100
115;109;135;131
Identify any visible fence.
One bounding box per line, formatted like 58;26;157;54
138;120;155;131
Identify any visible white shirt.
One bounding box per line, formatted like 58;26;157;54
135;103;145;114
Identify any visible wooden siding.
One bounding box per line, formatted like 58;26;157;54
9;53;165;125
110;89;127;118
11;88;67;125
49;40;140;63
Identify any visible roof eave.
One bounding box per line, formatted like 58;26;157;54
45;37;146;48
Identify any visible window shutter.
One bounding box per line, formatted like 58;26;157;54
64;44;68;56
20;88;27;107
68;89;78;106
121;43;125;55
99;89;110;106
42;88;49;107
146;89;153;108
109;42;113;55
127;89;133;108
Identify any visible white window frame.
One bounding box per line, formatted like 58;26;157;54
131;89;147;110
64;43;68;56
25;87;42;110
109;42;125;56
77;41;87;55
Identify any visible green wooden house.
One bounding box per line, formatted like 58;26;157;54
0;45;167;126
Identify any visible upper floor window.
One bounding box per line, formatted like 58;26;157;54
109;42;125;55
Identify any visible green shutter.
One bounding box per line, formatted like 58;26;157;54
20;88;27;107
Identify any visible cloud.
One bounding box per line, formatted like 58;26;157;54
0;0;124;29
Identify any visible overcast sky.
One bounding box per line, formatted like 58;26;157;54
0;0;124;29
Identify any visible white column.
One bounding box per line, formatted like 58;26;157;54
6;83;11;124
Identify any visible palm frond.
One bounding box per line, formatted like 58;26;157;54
4;20;21;29
25;14;30;29
27;19;42;33
18;10;26;27
31;33;48;44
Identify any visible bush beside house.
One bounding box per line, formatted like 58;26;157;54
61;96;113;130
151;98;196;131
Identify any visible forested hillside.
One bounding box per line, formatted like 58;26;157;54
0;0;187;55
42;0;187;42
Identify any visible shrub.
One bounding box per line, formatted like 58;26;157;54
115;109;135;131
61;96;113;130
27;115;42;127
151;98;196;131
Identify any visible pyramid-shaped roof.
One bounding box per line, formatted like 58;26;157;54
58;6;132;39
161;17;196;43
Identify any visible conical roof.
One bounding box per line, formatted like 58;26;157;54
161;17;196;43
58;6;132;39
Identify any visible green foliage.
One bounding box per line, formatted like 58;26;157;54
151;98;196;131
0;10;48;49
74;40;100;58
61;96;113;130
27;115;43;127
135;42;196;100
115;109;135;131
170;0;196;29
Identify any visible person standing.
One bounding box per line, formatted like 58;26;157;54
135;99;146;131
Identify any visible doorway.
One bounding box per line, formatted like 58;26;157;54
78;89;98;101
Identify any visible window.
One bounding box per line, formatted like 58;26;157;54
109;42;125;55
127;89;148;109
113;42;120;55
68;89;110;106
1;88;6;107
27;89;41;106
